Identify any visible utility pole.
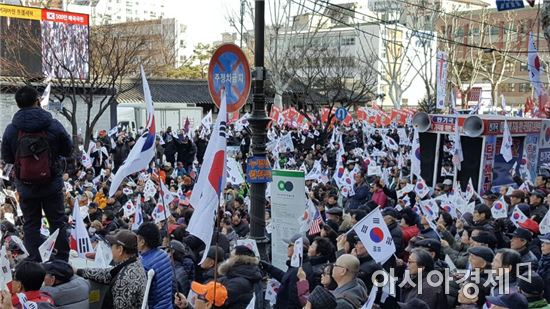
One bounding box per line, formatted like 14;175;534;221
240;0;245;48
247;0;270;261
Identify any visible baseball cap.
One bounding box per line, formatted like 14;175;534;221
42;260;73;282
485;293;528;309
191;281;228;307
105;230;138;251
539;233;550;243
509;227;533;242
442;179;452;186
283;233;311;247
519;219;540;235
518;272;544;294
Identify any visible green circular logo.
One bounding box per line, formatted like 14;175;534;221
278;181;286;191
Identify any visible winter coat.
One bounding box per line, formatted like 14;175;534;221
78;257;146;309
112;141;130;167
332;279;368;309
357;254;383;290
263;258;314;309
173;257;195;296
41;275;90;309
371;189;388;208
519;246;539;272
531;204;549;223
388;221;404;255
217;254;263;309
1;107;73;198
473;219;495;234
538;254;550;302
401;225;420;245
308;255;331;290
348;182;370;209
140;248;174;309
400;273;448;309
176;140;196;164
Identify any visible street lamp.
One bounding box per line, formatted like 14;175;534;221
247;0;271;260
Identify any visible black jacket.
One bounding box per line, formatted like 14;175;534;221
538;254;550;303
176;139;196;164
1;107;73;198
217;255;262;309
262;258;314;309
388;221;404;255
357;254;383;290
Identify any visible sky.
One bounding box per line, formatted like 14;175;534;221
165;0;242;56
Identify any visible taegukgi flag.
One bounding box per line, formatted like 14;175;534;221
109;66;156;196
353;207;395;263
188;89;228;265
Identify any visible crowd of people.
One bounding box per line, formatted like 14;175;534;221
1;86;550;309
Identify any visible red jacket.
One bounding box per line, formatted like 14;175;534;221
371;189;388;208
401;225;420;245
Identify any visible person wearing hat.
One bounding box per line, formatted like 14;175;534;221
260;234;314;309
471;231;498;250
169;240;196;296
383;207;404;256
41;259;90;309
473;203;495;233
174;281;229;309
215;245;262;308
77;229;147;309
510;227;539;272
517;271;550;308
442;179;453;194
197;245;226;283
486;292;529;309
538;233;550;302
326;207;344;230
529;189;549;223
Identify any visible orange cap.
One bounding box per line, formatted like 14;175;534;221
191;281;228;307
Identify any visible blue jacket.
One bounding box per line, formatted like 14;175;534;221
140;248;174;309
1;107;72;198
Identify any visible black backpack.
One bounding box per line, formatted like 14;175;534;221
14;130;53;184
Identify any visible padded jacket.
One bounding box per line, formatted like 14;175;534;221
140;248;174;309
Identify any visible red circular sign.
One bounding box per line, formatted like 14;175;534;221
208;44;251;113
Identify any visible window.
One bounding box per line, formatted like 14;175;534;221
341;37;355;46
520;63;528;71
456;28;464;37
504;62;515;72
519;83;531;93
490;27;499;36
501;83;515;92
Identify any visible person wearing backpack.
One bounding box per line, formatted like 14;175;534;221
1;86;73;262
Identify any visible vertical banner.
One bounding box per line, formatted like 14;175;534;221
436;51;448;110
270;170;305;270
481;136;496;195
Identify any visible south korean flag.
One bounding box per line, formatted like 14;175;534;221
353;207;395;263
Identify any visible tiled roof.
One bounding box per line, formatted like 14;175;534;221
118;79;214;105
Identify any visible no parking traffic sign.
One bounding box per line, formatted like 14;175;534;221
207;44;251;113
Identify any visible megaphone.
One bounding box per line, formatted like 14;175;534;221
412;112;431;132
463;115;484;137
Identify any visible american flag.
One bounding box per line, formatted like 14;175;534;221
308;209;323;236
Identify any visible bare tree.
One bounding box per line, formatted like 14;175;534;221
295;36;376;132
439;8;485;108
1;19;173;151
